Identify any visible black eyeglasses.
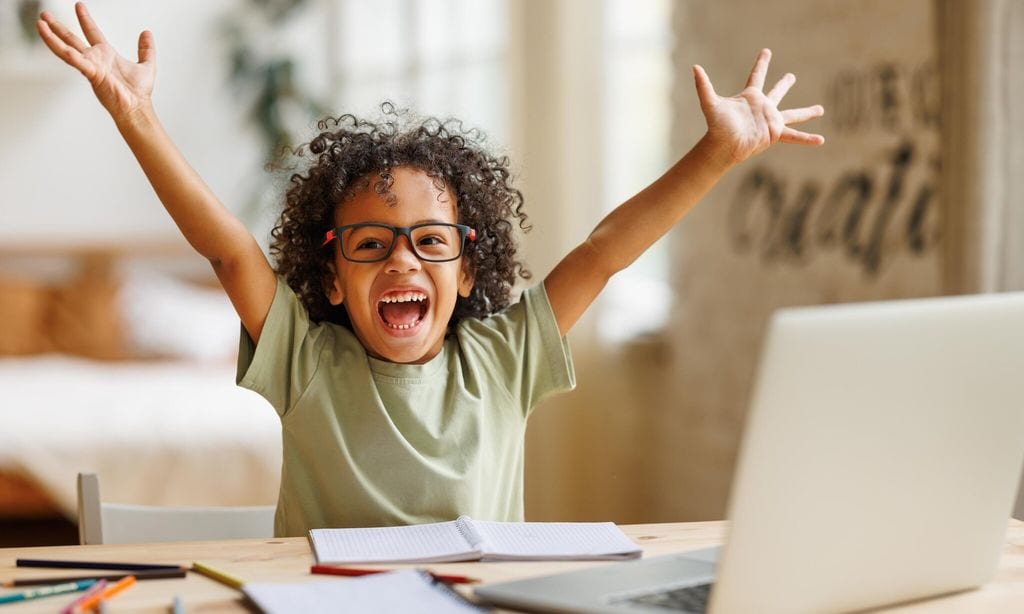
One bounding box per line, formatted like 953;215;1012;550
322;222;477;263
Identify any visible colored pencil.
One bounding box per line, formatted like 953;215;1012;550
0;579;95;605
76;575;135;612
16;559;184;572
191;561;246;590
4;568;186;587
310;564;480;584
59;578;107;614
172;595;184;614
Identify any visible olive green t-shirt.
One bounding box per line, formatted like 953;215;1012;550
237;277;575;537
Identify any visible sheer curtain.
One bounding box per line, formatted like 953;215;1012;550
939;0;1024;294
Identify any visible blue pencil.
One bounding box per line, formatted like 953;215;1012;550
0;579;96;605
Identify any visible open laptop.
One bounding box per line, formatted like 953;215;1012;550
476;292;1024;613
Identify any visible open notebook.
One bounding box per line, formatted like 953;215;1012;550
309;516;642;564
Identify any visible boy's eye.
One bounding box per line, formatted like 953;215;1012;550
417;234;448;246
356;239;388;250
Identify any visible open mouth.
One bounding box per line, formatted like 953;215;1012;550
377;291;429;330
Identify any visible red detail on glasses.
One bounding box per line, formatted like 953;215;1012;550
322;230;337;247
467;228;476;242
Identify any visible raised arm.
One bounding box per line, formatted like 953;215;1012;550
37;3;276;342
544;49;825;336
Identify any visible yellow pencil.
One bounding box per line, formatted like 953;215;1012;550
191;561;246;590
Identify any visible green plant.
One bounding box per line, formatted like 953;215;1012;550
221;0;326;222
17;0;42;45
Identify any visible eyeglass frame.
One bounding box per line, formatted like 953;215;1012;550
321;222;477;263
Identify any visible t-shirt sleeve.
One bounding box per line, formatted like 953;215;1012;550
458;282;575;416
236;276;326;417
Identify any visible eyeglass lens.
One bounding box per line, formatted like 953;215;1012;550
341;224;465;262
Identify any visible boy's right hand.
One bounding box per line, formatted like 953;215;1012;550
37;2;155;122
36;3;276;344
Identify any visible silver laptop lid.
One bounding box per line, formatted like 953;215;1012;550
710;292;1024;614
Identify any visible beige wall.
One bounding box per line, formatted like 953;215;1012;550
0;0;265;247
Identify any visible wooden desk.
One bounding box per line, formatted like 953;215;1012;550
1;520;1023;613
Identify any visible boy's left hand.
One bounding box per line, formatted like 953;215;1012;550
695;48;824;165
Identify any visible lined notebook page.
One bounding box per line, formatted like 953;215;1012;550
470;520;642;560
309;520;479;564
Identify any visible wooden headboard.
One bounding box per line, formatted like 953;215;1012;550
0;239;215;283
0;239;222;358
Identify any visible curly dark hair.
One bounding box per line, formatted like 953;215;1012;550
269;103;531;330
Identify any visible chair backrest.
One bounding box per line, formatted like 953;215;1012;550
77;473;276;545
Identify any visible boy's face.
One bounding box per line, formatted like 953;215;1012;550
326;166;474;364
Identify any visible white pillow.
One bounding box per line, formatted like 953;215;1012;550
117;271;239;362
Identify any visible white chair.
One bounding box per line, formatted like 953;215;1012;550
77;473;276;545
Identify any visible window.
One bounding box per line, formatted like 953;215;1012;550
598;0;674;342
330;0;510;144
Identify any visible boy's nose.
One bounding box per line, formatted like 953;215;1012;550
385;236;422;273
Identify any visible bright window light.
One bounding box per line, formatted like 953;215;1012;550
599;0;674;342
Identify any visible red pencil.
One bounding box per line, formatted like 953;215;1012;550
310;565;479;584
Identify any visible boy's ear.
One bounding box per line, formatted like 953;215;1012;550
457;259;475;298
326;261;345;305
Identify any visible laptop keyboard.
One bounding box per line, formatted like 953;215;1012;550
618;582;713;612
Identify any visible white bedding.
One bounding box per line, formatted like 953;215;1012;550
0;355;281;519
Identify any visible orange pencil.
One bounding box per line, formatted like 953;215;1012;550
76;574;135;612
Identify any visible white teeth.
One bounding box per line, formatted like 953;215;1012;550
379;292;427;304
378;291;427;330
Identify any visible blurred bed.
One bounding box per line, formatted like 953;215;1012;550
0;244;280;522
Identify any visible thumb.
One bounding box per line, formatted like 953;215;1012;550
137;30;155;65
693;64;716;112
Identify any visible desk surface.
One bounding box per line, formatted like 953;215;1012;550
2;520;1023;613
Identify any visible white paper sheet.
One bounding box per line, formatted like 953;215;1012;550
243;570;484;614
